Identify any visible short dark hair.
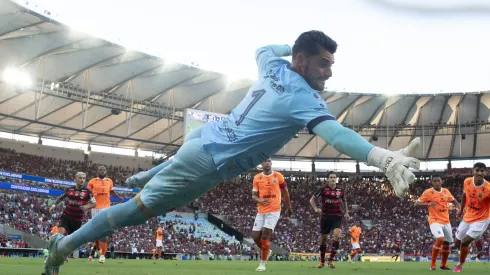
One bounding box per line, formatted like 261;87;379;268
431;175;441;180
292;30;338;59
327;171;336;178
474;162;487;169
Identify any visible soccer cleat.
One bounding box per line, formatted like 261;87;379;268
99;255;106;263
327;261;335;269
88;256;93;261
255;263;266;272
430;266;436;271
43;234;65;275
317;262;325;268
453;265;463;272
440;265;451;270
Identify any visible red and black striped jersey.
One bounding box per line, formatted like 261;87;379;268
61;186;94;222
313;184;344;217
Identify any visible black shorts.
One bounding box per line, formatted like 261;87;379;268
60;215;82;235
320;215;342;235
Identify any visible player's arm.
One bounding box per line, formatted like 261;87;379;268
414;200;435;207
110;190;123;202
280;183;293;217
108;179;123;202
458;192;466;218
49;192;67;212
80;190;96;211
451;198;461;211
255;45;292;74
311;120;419;197
342;192;351;220
310;188;322;214
252;177;268;205
252;190;268;205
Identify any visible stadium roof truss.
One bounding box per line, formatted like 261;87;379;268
0;0;489;160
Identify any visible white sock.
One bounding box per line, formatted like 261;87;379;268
260;260;266;265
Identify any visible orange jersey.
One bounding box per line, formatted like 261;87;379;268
417;187;455;225
50;226;58;234
156;227;163;241
463;177;490;223
350;226;362;244
253;171;286;214
87;177;113;209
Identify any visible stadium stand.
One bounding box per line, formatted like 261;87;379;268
1;148;489;258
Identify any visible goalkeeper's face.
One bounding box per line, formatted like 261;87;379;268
293;45;334;92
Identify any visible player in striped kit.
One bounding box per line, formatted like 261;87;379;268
310;171;350;269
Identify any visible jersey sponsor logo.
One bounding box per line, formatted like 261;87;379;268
262;194;277;199
324;198;341;204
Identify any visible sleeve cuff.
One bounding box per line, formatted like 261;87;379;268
307;115;336;134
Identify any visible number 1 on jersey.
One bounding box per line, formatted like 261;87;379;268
235;89;266;126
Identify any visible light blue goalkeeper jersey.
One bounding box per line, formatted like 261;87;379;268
200;45;335;179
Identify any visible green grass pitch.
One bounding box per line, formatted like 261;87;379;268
1;258;490;275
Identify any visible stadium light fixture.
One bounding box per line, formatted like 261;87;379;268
2;68;32;88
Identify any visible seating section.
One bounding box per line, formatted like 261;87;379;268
1;148;489;255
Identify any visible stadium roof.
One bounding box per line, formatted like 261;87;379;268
0;0;489;160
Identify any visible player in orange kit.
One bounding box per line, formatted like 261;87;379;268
415;175;460;270
453;162;489;272
152;223;164;261
348;222;362;263
251;158;292;272
87;166;122;263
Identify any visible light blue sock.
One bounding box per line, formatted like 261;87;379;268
57;199;148;256
312;120;375;162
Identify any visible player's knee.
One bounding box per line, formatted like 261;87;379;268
261;230;272;240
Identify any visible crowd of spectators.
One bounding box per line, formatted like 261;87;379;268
1;148;489;256
0;148;135;186
198;174;490;255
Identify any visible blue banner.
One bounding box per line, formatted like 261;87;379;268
6;234;22;240
0;170;137;193
0;182;129;202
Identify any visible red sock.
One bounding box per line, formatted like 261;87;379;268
441;245;450;267
320;245;327;263
100;242;107;257
254;238;263;249
328;241;340;262
459;246;469;265
261;240;270;261
350;248;361;259
431;238;444;267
